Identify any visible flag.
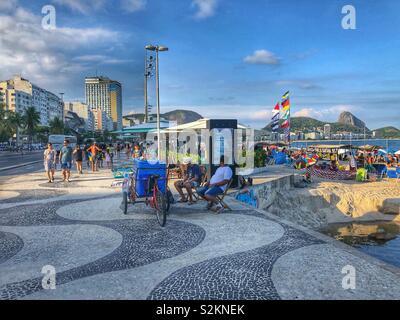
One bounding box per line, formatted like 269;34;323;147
281;119;290;128
271;103;280;132
280;91;290;143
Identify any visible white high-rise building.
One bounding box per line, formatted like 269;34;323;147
85;76;122;130
0;76;63;126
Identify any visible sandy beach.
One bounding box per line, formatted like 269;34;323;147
262;176;400;229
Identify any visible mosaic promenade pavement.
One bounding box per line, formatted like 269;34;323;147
1;170;400;300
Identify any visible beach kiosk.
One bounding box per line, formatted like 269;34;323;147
163;118;240;187
208;119;238;187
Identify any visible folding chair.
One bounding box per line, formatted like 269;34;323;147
216;179;233;212
193;166;208;200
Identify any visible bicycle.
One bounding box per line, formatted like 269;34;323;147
122;171;170;227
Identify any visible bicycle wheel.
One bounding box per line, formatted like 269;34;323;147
165;187;171;213
155;188;167;227
122;191;128;215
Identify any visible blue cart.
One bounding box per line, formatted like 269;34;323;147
121;159;170;226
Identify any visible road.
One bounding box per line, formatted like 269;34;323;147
0;151;43;184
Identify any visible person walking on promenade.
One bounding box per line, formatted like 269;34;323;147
84;144;90;169
87;142;101;172
98;145;105;169
73;145;83;174
107;143;114;168
125;143;131;160
105;150;112;169
116;143;121;159
43;143;56;183
60;140;73;182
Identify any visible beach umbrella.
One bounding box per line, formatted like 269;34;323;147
395;150;400;155
378;149;387;155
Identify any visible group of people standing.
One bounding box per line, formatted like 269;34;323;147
43;140;115;183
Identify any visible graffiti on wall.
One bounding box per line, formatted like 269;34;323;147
235;188;258;208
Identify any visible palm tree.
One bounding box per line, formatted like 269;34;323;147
8;111;24;147
49;116;64;134
0;105;25;144
23;107;41;146
0;103;10;142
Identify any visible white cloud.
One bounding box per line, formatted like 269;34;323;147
0;7;120;88
53;0;146;14
52;0;106;14
192;0;218;19
73;55;132;64
0;0;18;11
293;105;359;120
244;50;280;65
121;0;147;12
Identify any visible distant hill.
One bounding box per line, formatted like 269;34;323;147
373;126;400;138
163;109;203;124
337;111;368;130
125;109;203;125
263;116;370;134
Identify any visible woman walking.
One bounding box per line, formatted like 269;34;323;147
43;143;56;183
73;145;83;174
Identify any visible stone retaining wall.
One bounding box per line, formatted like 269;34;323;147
232;175;294;209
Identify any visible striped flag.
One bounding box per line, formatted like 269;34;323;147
271;103;280;132
280;91;290;142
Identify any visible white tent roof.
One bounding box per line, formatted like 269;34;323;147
162;118;249;133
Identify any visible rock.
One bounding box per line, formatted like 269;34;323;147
368;232;397;241
379;199;400;215
337;111;367;129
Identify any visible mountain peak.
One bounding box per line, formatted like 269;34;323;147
337;111;367;129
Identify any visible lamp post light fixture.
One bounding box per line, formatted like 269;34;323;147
145;44;169;160
144;53;155;123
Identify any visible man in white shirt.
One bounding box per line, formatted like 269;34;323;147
197;156;233;212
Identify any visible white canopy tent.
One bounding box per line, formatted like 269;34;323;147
161;118;249;133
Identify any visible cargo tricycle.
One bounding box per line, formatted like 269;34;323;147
121;160;170;226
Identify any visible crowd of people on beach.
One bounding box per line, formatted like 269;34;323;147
261;145;400;174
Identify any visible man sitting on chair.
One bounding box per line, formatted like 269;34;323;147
197;156;233;212
174;157;201;204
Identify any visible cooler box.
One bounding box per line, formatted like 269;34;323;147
133;160;167;196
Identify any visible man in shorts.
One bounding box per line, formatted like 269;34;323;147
59;139;73;182
43;143;56;183
87;142;101;172
174;157;202;204
197;156;232;212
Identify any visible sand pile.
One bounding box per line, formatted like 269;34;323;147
266;179;400;229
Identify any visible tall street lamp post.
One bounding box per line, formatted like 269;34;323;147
145;45;168;160
144;52;154;123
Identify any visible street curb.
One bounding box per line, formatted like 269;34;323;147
0;160;42;172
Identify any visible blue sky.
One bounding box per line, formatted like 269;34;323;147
0;0;399;129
